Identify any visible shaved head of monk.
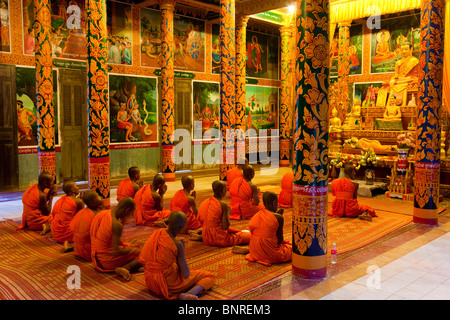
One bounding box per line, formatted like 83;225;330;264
82;190;104;210
243;165;255;180
181;175;195;191
167;210;187;234
38;171;53;189
212;180;227;198
115;196;136;220
62;180;78;196
153;174;166;188
237;157;249;169
262;191;278;212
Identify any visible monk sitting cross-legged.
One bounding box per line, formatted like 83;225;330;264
170;176;202;238
278;171;293;208
245;191;292;266
69;191;104;261
51;180;85;252
139;211;215;300
90;197;142;281
116;166;143;202
134;174;171;227
229;165;264;220
225;158;248;192
198;180;251;248
329;165;377;221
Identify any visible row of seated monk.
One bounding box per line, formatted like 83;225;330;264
17;163;376;299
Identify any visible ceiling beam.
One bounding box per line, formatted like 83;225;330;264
236;0;295;16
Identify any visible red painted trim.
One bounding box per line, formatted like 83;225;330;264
292;266;327;279
413;216;438;226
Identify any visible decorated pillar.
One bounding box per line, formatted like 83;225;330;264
337;22;350;116
160;0;176;181
280;25;292;167
34;0;55;180
292;0;329;279
414;0;445;225
235;14;249;163
86;0;110;205
219;0;236;180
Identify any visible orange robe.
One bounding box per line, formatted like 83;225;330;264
134;184;171;226
90;210;140;272
329;178;377;218
198;196;251;247
229;177;264;220
50;195;78;243
116;178;136;202
139;229;215;299
278;171;293;208
245;209;292;266
70;207;96;261
17;184;53;231
170;189;202;231
226;167;242;191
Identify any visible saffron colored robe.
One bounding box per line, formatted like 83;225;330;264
226;167;242;191
17;184;53;231
170;190;202;231
198;196;250;247
278;171;293;208
70;207;96;261
116;178;136;202
229;177;264;220
245;209;292;266
134;184;171;226
51;195;79;243
329;178;377;218
139;229;215;299
90;210;140;272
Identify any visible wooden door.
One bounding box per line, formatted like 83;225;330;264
0;65;18;190
59;70;87;182
174;79;192;171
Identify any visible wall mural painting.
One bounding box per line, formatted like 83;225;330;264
107;1;133;65
140;8;205;72
370;13;420;74
246;30;279;80
192;81;220;140
245;85;279;134
0;0;10;52
352;82;383;109
109;74;158;144
211;23;220;74
16;67;59;147
330;24;363;77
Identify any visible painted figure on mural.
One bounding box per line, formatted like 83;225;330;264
349;45;360;71
117;102;135;142
17;100;37;143
0;0;9;50
249;35;264;74
372;30;395;64
24;28;35;55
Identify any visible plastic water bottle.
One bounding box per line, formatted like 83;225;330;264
330;243;337;264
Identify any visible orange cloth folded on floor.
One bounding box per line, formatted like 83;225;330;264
329;177;377;218
245;208;292;266
226;167;242;191
278;171;293;208
139;229;215;300
134;185;171;226
90;210;140;272
17;184;53;231
170;190;202;231
198;196;250;247
70;207;96;261
229;177;264;220
116;178;136;202
51;195;78;243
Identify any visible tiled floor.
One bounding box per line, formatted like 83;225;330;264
1;166;449;300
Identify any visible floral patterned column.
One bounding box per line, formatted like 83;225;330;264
414;0;445;225
292;0;329;279
34;0;55;180
160;0;176;181
280;25;292;167
219;0;236;180
235;14;249;163
337;22;350;117
86;0;110;204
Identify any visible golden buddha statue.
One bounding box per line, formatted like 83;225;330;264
376;96;403;130
329;107;342;132
342;99;362;130
389;42;419;89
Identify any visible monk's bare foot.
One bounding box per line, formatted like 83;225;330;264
40;224;50;236
62;241;73;253
232;246;249;254
359;212;372;221
179;293;199;300
154;220;167;228
189;233;202;241
115;267;132;281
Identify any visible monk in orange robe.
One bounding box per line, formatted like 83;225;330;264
198;180;251;248
229;165;264;220
170;176;202;235
134;174;171;227
278;171;293;208
329;165;377;221
116;166;143;202
225;158;248;191
90;197;142;281
51;180;85;251
17;172;57;234
70;191;104;261
139;211;215;300
245;191;292;266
